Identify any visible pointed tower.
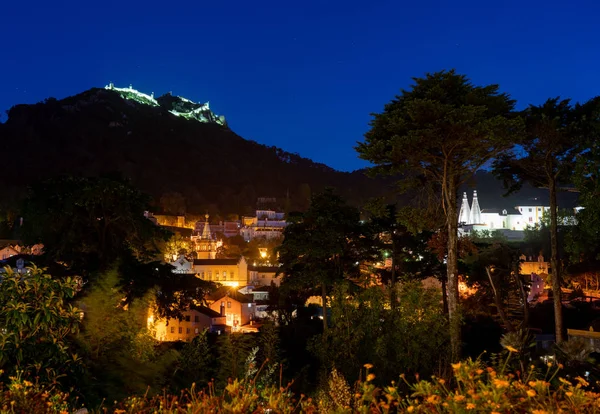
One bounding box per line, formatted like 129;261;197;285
458;192;471;225
469;190;482;224
195;214;221;259
201;214;212;240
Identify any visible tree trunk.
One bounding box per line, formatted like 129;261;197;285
390;237;397;308
441;274;449;316
515;273;530;328
486;266;514;332
321;282;328;333
549;178;564;343
446;183;461;361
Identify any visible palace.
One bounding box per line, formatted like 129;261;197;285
458;190;577;239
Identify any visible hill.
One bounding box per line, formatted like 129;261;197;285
0;86;578;221
0;86;396;216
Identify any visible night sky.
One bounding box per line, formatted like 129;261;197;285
2;0;599;171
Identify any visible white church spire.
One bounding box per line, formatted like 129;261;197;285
469;190;481;224
201;214;213;240
458;192;471;225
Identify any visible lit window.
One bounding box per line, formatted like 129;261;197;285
227;301;232;308
248;303;252;308
230;271;234;279
195;328;199;334
221;301;225;307
201;272;205;278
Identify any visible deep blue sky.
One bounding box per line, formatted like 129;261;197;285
2;0;598;171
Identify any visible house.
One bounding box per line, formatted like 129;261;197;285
0;245;20;260
207;288;256;331
193;256;248;287
520;254;550;302
0;242;44;260
240;210;287;241
248;265;280;287
239;285;272;319
171;254;194;274
149;305;228;342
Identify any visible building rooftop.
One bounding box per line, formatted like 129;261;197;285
190;305;223;318
193;258;241;266
208;287;254;303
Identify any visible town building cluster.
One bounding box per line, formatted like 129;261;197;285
147;205;284;340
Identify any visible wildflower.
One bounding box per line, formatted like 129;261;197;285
526;389;536;397
575;376;590;387
426;395;441;404
532;410;548;414
505;345;519;353
364;363;373;369
558;364;564;369
454;394;465;402
22;380;33;387
466;402;476;409
547;362;553;367
475;369;484;375
366;373;376;382
407;406;414;413
566;392;573;397
438;379;445;385
451;362;461;370
558;378;572;386
492;379;510;389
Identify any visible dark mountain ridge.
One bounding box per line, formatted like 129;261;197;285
0;87;578;219
0;88;395;215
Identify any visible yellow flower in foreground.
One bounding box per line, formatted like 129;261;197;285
366;373;376;382
407;406;414;413
492;378;510;389
532;410;548;414
454;394;466;402
505;345;519;353
451;362;461;370
526;389;536;397
426;395;441;404
466;402;476;409
364;363;373;369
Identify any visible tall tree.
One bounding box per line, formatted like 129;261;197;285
493;98;585;343
277;189;375;332
357;70;521;360
566;97;600;273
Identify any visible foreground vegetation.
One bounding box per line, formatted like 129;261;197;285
3;355;600;413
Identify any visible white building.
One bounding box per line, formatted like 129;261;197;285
240;210;287;241
458;190;576;237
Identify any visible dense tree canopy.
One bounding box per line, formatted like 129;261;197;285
493;97;589;343
277;188;377;331
20;175;171;273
